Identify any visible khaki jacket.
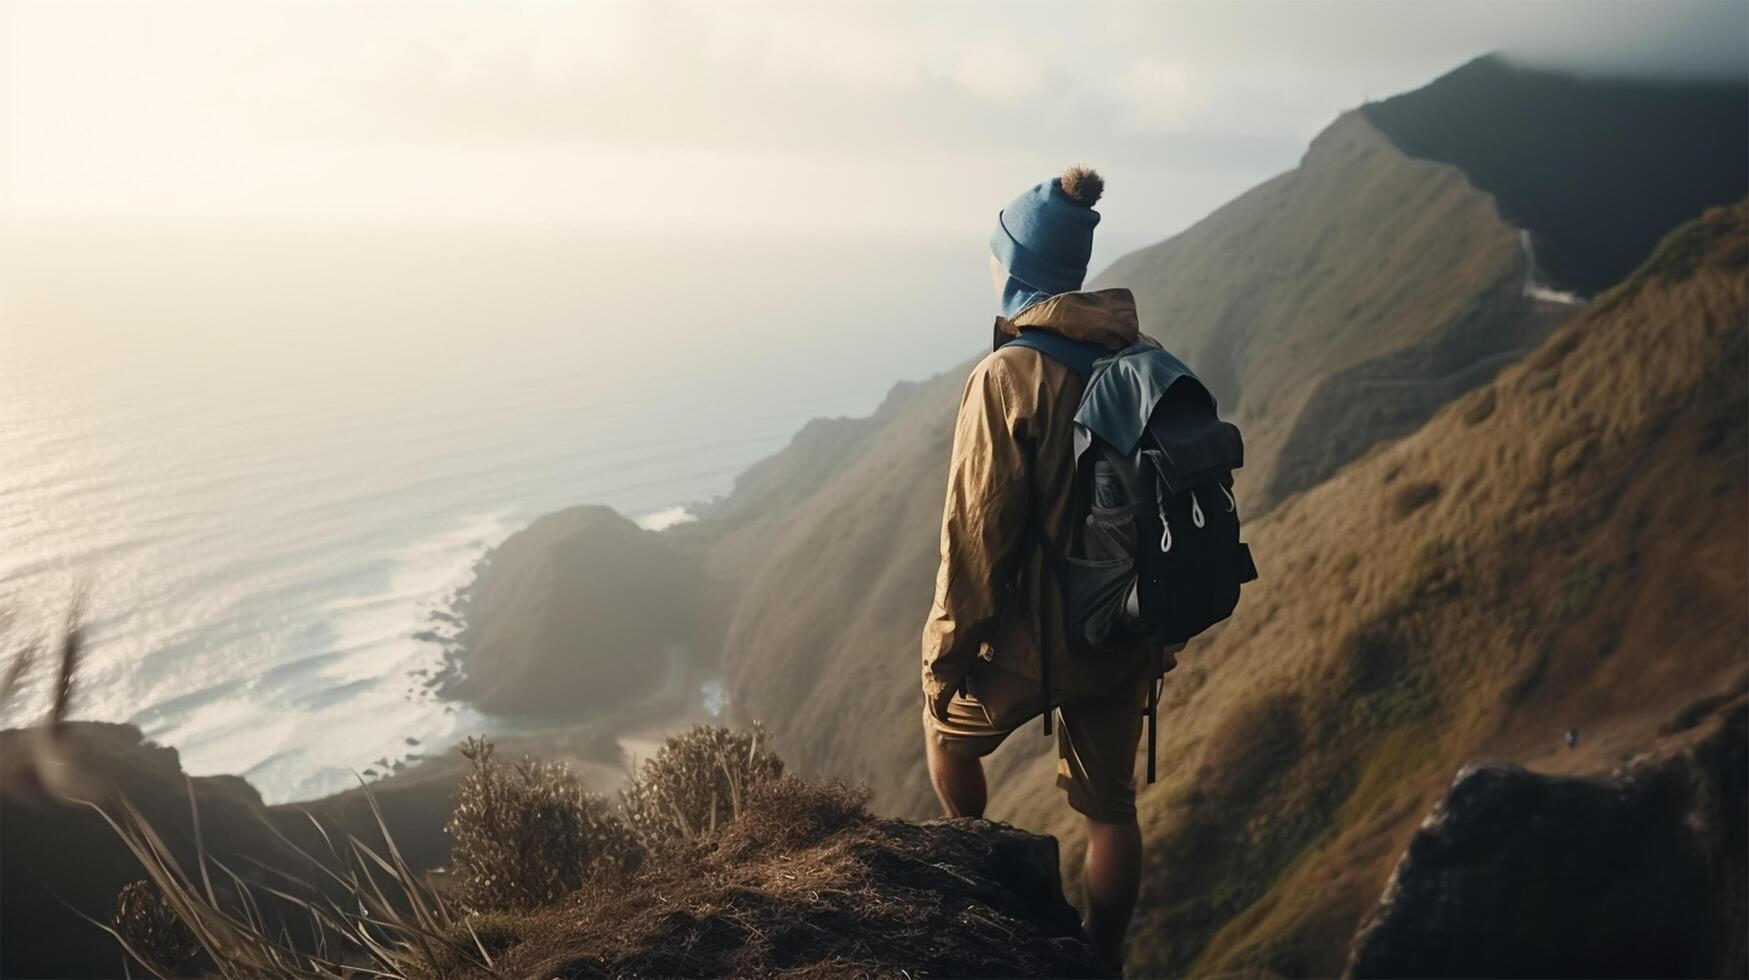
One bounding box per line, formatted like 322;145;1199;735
921;288;1170;711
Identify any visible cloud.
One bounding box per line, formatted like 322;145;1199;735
1113;58;1198;131
6;0;1744;246
1501;0;1749;80
948;37;1045;101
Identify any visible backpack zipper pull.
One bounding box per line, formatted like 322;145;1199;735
1157;477;1174;553
1190;491;1205;528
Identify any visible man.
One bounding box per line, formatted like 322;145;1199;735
920;166;1169;969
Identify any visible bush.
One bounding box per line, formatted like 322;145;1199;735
621;724;784;846
714;773;871;862
411;911;532;979
445;738;642;912
111;880;200;975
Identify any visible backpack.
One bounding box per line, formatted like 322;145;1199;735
1004;329;1259;782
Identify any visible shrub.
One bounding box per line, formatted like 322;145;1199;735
112;880;200;975
714;773;871;862
411;911;532;979
620;724;784;846
445;738;642;912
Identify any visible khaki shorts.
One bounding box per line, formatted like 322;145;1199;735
925;663;1150;824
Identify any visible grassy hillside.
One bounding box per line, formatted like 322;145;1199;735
985;201;1748;976
1364;55;1749;296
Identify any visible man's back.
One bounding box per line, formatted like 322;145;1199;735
920;288;1161;709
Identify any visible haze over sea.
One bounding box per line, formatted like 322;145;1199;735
0;219;986;802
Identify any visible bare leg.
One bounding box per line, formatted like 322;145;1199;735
1083;816;1142;970
924;719;987;818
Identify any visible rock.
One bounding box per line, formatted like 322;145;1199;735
1347;705;1747;978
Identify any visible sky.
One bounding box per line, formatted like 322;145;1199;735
4;0;1746;267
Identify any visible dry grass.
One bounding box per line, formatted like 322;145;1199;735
90;775;493;979
4;616;486;979
445;737;642;912
619;723;784;847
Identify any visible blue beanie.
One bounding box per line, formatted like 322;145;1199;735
991;166;1104;317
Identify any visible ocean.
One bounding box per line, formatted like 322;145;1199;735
0;219;986;802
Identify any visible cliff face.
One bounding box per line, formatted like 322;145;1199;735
1362;55;1749;296
1094;57;1748;509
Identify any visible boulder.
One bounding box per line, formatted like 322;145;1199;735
1347;705;1747;978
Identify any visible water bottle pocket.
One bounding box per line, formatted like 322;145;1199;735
1066;555;1137;648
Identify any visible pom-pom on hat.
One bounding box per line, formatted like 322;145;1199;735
991;165;1104;298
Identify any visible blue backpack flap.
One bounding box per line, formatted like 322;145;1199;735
1002;332;1259;783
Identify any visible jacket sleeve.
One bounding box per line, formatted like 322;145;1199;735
921;354;1031;708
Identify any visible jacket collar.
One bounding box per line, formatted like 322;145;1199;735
992;288;1141;351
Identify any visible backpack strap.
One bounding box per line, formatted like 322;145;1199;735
1018;475;1079;737
1003;329;1104;379
1005;329;1104;737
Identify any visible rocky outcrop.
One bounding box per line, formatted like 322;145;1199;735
484;776;1105;979
1347;705;1747;978
441;505;709;718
